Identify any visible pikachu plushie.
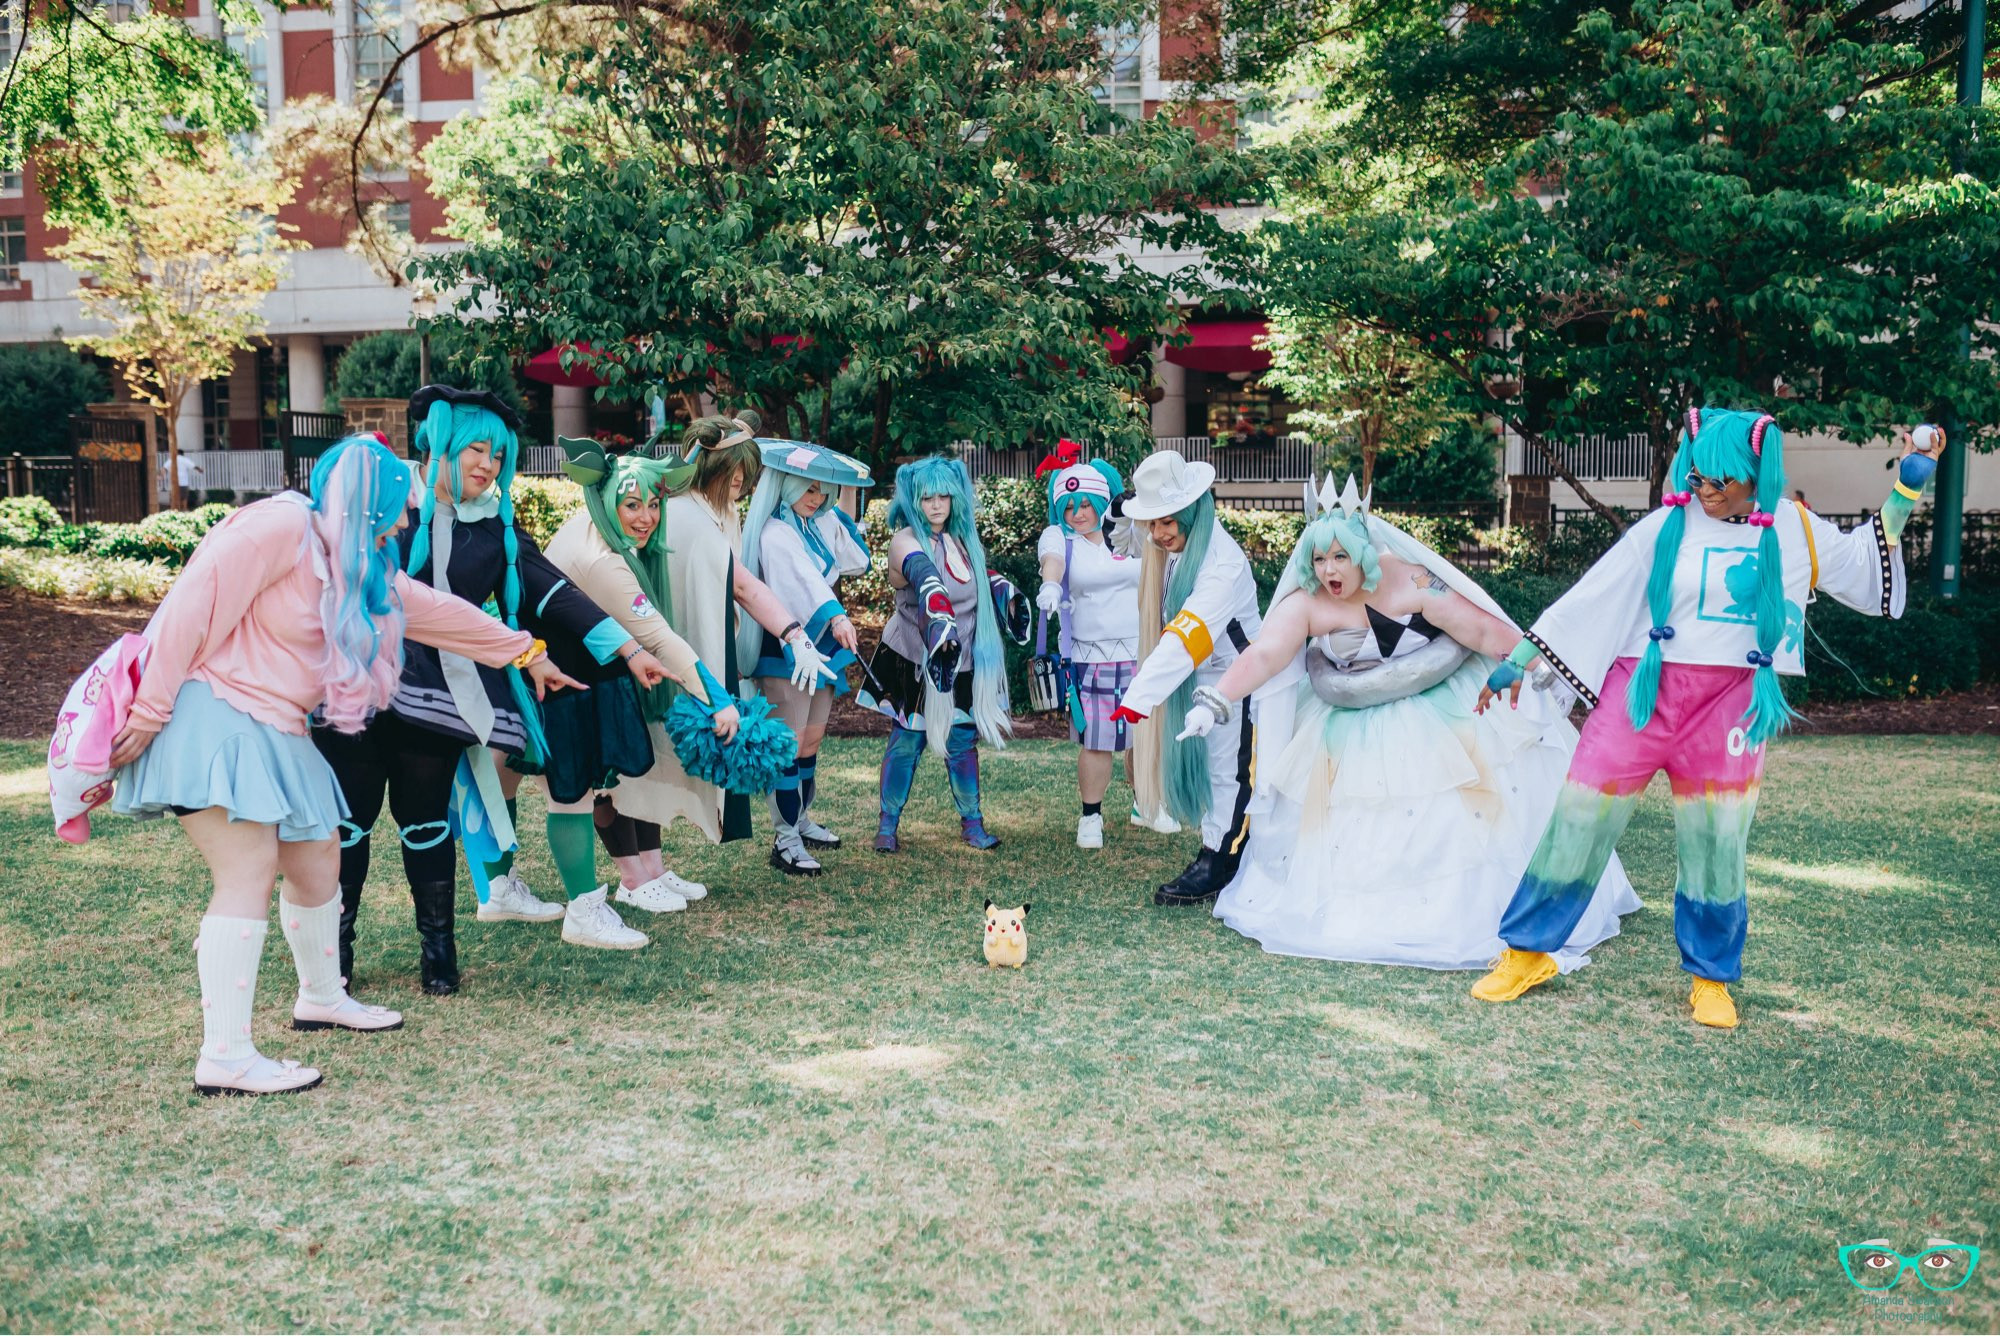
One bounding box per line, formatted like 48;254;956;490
982;900;1029;968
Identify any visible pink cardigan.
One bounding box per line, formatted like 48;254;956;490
133;496;534;736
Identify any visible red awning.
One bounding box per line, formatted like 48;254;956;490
1161;319;1271;375
1103;330;1142;365
524;343;614;388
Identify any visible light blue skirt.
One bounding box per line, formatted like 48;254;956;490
112;679;349;844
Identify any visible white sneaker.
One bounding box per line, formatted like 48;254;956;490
194;1053;323;1097
613;876;690;914
562;888;649;949
1076;813;1105;849
477;872;565;923
657;869;707;902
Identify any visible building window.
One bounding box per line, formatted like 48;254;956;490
227;28;271;116
1092;25;1143;131
0;216;25;287
353;0;405;114
0;168;20;198
384;199;411;234
0;3;16;63
202;375;232;451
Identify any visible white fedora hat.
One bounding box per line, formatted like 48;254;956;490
1122;450;1217;521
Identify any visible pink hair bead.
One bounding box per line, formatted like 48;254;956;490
1664;492;1692;506
1748;511;1775;527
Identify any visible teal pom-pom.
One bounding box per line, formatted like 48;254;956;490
665;692;799;794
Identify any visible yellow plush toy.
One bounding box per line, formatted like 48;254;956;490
982;900;1029;969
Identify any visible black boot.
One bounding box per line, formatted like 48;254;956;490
337;881;363;987
408;880;460;996
1154;844;1244;907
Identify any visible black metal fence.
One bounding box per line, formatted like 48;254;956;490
279;410;349;490
4;452;149;523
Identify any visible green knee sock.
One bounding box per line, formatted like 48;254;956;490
546;811;599;901
483;797;521;882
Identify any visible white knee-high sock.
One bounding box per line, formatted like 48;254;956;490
280;894;346;1007
197;915;268;1063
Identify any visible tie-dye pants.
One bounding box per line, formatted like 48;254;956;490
1496;658;1764;982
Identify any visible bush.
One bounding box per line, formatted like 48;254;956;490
91;506;234;566
1218;507;1305;560
0;344;111;455
1794;596;1983;703
969;476;1046;559
0;548;175;602
509;476;585;546
0;495;63;548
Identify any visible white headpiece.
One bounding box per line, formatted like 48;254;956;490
1304;473;1370;522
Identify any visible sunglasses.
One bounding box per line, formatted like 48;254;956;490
1838;1242;1980;1293
1683;470;1742;494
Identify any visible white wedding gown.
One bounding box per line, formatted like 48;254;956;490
1215;608;1641;971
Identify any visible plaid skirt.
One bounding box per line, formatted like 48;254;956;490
1070;659;1136;752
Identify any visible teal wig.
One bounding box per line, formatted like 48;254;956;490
1289;512;1381;594
1627;406;1796;746
889;456;1009;746
402;395;550;762
1047;460;1125;532
1160;490;1218;827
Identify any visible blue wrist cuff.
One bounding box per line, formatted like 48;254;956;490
1898;453;1939;490
1486;661;1524;694
689;660;731;715
582;617;630;665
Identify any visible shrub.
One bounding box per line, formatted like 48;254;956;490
0;344;111;455
0;548;175;601
1218;507;1305;560
0;495;64;548
969;476;1046;559
1795;596;1983;703
509;476;585;546
91;506;234;566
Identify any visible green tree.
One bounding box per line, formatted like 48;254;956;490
327;330;527;418
1249;0;2000;525
0;11;262;230
415;0;1262;467
0;344;110;454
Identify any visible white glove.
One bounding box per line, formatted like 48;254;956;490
1175;702;1219;741
1035;581;1062;614
787;635;838;691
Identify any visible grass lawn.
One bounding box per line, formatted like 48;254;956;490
1;732;1995;1333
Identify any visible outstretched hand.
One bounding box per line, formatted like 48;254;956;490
527;656;588;701
1109;704;1146;725
1476;661;1525;715
624;649;670;688
1175;703;1218;741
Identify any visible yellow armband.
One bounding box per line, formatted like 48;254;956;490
512;638;547;670
1163;610;1214;666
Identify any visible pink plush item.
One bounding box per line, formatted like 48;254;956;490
48;633;151;844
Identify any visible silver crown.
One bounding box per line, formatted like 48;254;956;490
1304;472;1370;520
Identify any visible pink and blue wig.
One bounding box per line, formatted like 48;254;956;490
308;434;415;732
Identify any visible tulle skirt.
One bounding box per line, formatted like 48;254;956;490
112;679;349;844
1215;658;1641;971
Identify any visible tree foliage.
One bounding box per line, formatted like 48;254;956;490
0;9;262;230
416;0;1264;466
55;140;301;506
327;329;527;416
1248;0;2000;523
0;344;110;454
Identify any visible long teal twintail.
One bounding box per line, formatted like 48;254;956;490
1161;493;1217;826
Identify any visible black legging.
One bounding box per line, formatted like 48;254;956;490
314;712;467;886
592;794;661;857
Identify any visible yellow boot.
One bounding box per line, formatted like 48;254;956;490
1470;948;1559;1002
1689;977;1739;1029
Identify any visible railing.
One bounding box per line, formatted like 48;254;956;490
279;410;351;490
1505;433;1654;481
3;454;150;524
519;445;568;477
174;450;291;498
954;435;1333;484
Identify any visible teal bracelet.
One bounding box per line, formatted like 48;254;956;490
1505;639;1538;669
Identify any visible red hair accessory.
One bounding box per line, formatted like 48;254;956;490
1749;414;1776;458
1033;439;1084;480
1685;407;1702;441
368;431;390;446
